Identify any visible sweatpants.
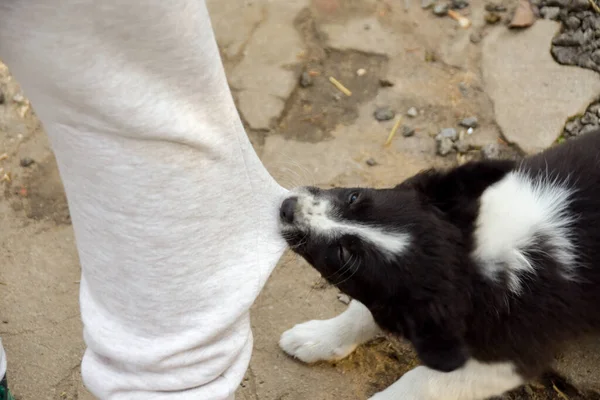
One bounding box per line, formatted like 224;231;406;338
0;1;288;398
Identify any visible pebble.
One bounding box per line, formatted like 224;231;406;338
540;6;560;19
552;31;585;46
379;79;395;87
581;112;599;125
366;158;378;166
337;293;351;305
12;93;25;103
450;0;469;9
460;116;478;128
470;32;482;43
299;72;313;88
481;143;500;159
565;16;581;29
402;125;416;137
509;0;536;28
433;3;449;16
407;107;418;117
437;127;458;141
0;91;4;105
580;124;599;136
421;0;437;8
374;107;396;121
552;46;578;64
591;49;600;65
356;68;367;76
565;119;582;134
436;136;455;156
485;12;502;24
569;0;590;11
20;157;35;167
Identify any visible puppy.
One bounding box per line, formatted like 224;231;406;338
277;129;600;400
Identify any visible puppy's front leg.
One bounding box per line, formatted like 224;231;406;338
279;300;382;363
369;359;524;400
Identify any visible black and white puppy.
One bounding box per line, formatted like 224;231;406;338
278;129;600;400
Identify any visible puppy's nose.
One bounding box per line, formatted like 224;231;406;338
280;197;298;223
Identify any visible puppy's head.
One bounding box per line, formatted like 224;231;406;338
279;185;471;372
279;186;413;297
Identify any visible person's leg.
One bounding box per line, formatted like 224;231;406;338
0;1;286;399
0;340;5;383
0;340;12;400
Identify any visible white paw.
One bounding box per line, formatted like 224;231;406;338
279;319;358;363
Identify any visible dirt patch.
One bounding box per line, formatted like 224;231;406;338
277;49;388;142
10;155;70;225
273;8;389;143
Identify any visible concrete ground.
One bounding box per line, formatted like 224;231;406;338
1;0;600;399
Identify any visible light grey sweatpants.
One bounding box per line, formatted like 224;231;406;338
0;1;288;398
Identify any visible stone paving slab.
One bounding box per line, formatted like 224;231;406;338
482;20;600;154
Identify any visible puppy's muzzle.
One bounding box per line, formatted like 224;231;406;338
280;196;298;224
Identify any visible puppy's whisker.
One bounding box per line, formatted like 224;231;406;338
322;254;354;281
334;259;360;287
332;256;358;284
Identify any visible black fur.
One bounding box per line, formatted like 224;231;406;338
280;129;600;382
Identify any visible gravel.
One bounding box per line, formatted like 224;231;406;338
459;116;479;128
435;127;458;156
374;107;396;121
433;3;449;16
20;158;35;167
436;136;455;156
407;107;418;117
402;125;416;137
366;158;378;166
540;0;600;73
562;101;600;139
299;72;313;88
540;6;561;19
450;0;469;9
438;127;458;141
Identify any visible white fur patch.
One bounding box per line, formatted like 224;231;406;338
472;170;577;293
279;300;381;363
286;189;410;258
368;359;523;400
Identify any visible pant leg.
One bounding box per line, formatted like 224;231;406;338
0;339;5;379
0;1;287;399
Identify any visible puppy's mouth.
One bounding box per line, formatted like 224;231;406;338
278;193;310;252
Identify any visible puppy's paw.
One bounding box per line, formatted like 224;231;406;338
279;319;358;363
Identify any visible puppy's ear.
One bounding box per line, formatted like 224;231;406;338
394;160;516;214
405;303;470;372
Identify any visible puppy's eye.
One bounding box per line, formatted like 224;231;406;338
348;192;359;205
